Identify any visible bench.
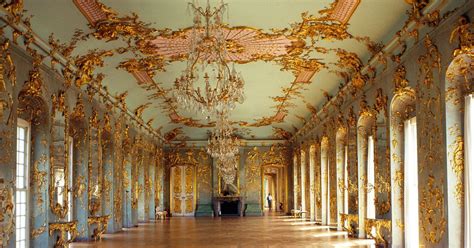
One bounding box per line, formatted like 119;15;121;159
290;209;307;218
155;210;168;220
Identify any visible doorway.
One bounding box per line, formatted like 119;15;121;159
170;165;196;216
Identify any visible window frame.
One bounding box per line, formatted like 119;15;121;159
16;118;31;248
367;135;375;219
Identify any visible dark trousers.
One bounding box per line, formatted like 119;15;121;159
267;200;272;209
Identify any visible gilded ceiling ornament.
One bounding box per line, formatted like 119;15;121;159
118;56;167;79
164;127;184;142
272;127;292;140
74;49;113;87
114;91;128;109
327;0;361;24
133;102;151;119
152;26;298;64
2;0;24;23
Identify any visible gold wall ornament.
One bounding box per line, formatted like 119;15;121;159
0;178;14;246
420;175;446;244
449;125;464;206
20;59;44;98
31;225;46;239
374;88;387;113
0;61;5;92
48;221;77;248
71;94;85;120
450;16;474;57
245;147;261;189
393;65;409;90
261;144;289;167
1;41;16;87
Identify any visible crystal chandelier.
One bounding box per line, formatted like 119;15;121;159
207;115;240;185
173;0;245;118
207;116;239;160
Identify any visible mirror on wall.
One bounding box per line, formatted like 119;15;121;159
375;108;391;217
49;93;71;219
88;113;103;216
218;156;240;196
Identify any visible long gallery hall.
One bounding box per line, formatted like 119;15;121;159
0;0;473;247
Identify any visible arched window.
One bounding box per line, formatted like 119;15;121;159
465;94;474;246
366;135;375;219
404;116;419;247
321;137;329;225
16;118;30;248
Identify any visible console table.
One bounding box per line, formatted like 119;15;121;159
212;196;244;217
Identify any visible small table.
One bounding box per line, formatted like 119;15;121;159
88;215;110;241
49;221;77;248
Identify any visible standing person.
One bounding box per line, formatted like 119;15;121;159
267;193;273;210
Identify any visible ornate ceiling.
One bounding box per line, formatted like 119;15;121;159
23;0;411;141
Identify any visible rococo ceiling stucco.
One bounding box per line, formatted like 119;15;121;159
21;0;415;141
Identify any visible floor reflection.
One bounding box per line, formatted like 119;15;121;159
71;214;374;248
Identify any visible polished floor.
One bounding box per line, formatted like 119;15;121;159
71;213;374;248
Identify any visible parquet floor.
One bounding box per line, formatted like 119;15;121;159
71;213;374;248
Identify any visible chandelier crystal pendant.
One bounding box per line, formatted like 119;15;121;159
173;0;245;118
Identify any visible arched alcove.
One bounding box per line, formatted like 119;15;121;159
445;46;473;247
389;86;416;247
320;136;329;225
357;110;376;238
100;115;115;232
308;143;316;221
336;126;348;231
68;94;90;240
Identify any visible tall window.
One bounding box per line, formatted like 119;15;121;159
367;136;375;219
326;154;330;222
404;117;419;247
465;94;474;247
16;119;30;248
68;137;74;222
343;145;349;214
